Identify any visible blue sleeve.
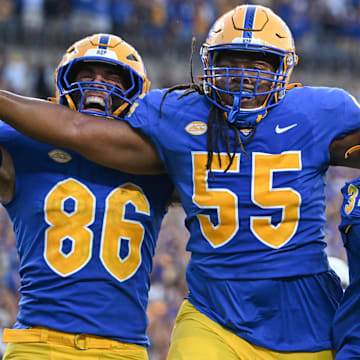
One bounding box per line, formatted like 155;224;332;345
321;89;360;141
302;88;360;166
125;88;176;164
337;91;360;137
125;89;164;134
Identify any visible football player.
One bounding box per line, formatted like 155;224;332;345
0;34;173;360
0;5;360;359
332;177;360;358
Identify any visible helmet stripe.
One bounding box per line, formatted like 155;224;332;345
98;34;110;50
243;6;256;39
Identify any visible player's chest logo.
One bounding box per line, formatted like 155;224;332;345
275;123;298;134
185;121;207;135
48;149;72;163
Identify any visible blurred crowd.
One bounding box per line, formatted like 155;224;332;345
0;0;360;359
1;0;360;94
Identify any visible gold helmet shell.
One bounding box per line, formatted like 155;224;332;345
201;5;298;127
54;33;150;119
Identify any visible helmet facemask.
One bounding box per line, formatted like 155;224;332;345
201;5;298;128
54;34;150;120
58;58;145;119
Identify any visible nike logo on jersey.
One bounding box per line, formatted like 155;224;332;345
275;123;298;134
48;149;72;163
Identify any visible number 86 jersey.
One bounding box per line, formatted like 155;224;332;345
0;122;173;347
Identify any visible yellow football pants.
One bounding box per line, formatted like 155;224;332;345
167;300;335;360
2;327;148;360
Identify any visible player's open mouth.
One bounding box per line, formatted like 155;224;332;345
83;95;107;112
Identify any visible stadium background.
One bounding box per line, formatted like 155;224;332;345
0;0;359;359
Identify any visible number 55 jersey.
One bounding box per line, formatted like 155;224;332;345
126;86;360;351
0;122;174;347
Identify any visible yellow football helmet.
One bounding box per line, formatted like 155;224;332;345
54;33;150;119
200;5;298;127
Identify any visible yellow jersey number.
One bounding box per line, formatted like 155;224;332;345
44;178;150;281
193;151;302;249
344;183;359;215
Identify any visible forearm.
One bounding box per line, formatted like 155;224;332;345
0;90;165;174
0;90;81;149
329;129;360;168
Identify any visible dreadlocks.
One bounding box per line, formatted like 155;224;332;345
159;37;251;176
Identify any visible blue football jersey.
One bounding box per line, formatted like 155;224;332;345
126;86;360;351
0;122;174;346
333;177;360;358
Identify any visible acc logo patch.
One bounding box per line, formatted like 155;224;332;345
48;149;72;164
185;121;207;135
